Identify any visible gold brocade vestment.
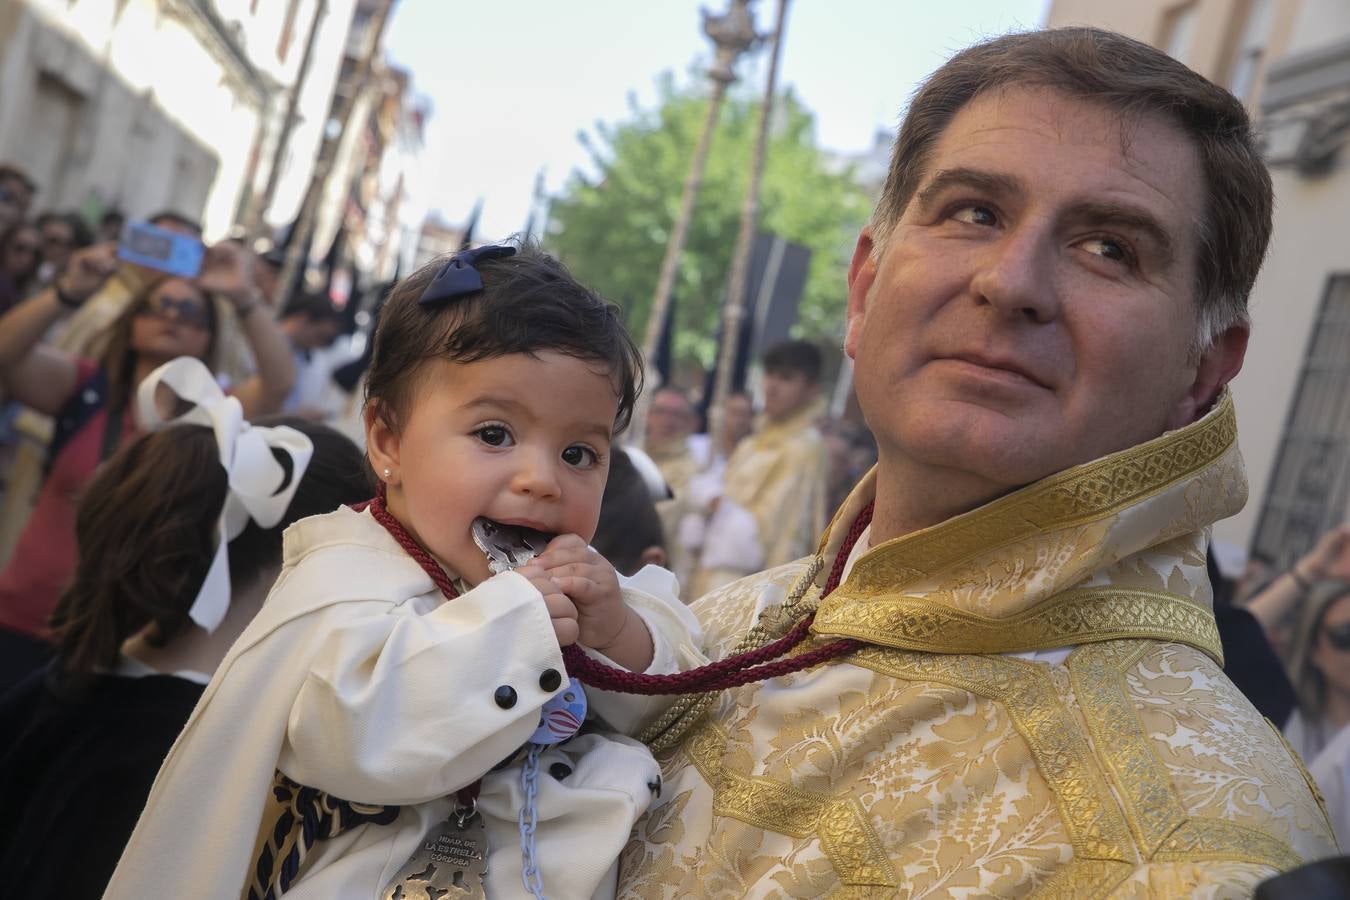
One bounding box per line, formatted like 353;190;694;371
649;438;705;588
619;393;1337;898
690;402;829;597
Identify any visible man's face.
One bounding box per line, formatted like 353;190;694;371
722;393;754;444
40;220;76;270
647;389;695;446
761;368;816;422
3;226;39;277
0;177;31;233
846;87;1246;492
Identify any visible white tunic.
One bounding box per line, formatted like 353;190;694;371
105;506;704;899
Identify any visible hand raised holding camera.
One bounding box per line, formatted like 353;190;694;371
55;243;119;306
197;242;260;309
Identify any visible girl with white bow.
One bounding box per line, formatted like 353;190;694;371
0;357;368;899
0;240;296;679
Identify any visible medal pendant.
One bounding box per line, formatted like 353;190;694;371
381;809;488;899
471;517;552;575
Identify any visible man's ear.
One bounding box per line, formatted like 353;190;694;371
364;401;402;486
1166;323;1249;430
845;228;877;360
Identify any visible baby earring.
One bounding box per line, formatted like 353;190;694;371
383;468;392;480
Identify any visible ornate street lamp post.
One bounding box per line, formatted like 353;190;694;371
631;0;759;446
708;0;789;455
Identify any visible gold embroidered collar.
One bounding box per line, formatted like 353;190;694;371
810;391;1244;662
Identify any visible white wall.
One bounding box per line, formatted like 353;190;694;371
248;0;361;231
1217;163;1350;550
1216;0;1350;553
1285;0;1350;54
0;0;357;240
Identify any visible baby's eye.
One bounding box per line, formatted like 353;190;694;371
561;445;598;468
475;425;513;447
951;204;998;227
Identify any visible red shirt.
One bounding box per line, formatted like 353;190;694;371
0;361;137;638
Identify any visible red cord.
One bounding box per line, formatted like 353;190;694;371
369;485;459;601
368;487;873;696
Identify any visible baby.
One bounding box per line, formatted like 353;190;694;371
107;243;704;899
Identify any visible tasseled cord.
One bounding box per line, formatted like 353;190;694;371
368;484;873;749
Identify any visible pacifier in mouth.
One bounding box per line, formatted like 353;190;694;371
471;517;554;574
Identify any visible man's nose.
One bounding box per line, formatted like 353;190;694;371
969;224;1060;324
510;449;561;499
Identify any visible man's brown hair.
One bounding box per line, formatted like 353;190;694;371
871;27;1272;348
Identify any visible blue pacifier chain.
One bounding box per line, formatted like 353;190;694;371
472;517;588;900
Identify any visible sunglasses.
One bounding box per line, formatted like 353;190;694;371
138;294;210;329
43;234;73;249
1323;622;1350;651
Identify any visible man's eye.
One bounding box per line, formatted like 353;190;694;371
476;425;511;447
1082;237;1131;264
951;205;997;227
561;445;597;467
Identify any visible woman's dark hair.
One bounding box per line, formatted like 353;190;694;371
50;418;369;675
99;278;219;417
365;239;643;436
591;449;665;577
1288;580;1350;721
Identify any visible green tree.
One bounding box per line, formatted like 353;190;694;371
546;71;873;372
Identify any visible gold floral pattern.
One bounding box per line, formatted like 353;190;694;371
619;394;1334;898
685;721;897;887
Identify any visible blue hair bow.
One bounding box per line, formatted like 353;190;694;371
419;244;518;308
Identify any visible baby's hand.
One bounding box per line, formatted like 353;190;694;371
517;563;579;647
534;535;625;651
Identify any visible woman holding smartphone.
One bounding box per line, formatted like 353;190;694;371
0;241;295;685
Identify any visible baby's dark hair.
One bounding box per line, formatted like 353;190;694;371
365;240;643;435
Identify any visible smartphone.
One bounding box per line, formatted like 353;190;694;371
118;220;205;278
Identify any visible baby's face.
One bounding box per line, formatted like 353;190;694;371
380;351;617;586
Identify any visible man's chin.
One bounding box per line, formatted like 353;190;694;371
896;416;1065;489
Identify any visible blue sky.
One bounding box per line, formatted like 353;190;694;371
385;0;1049;239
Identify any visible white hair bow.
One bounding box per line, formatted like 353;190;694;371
622;446;674;501
136;357;313;633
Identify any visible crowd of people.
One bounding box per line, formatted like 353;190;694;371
640;339;870;601
1;23;1349;900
